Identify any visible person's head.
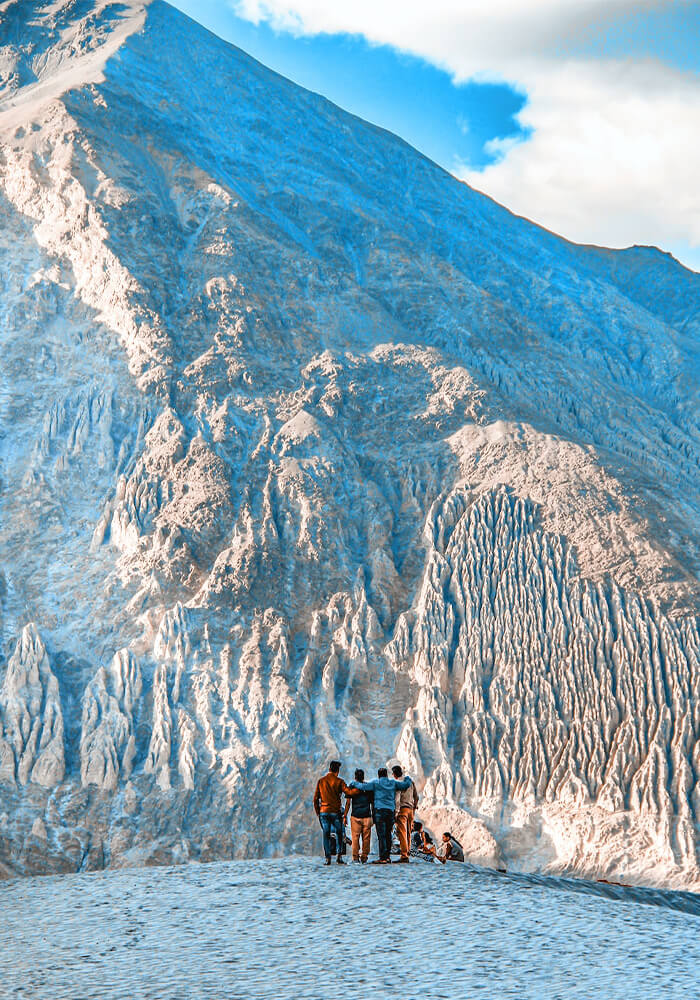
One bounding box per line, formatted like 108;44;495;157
391;765;403;778
412;820;423;832
424;833;433;845
442;831;451;842
354;768;364;782
329;760;341;774
378;767;388;778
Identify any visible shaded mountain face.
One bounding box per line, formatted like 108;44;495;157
1;0;699;886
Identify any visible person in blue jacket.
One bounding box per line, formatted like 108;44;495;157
350;766;413;864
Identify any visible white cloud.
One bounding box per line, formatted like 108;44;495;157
233;1;648;77
461;59;700;262
232;0;700;270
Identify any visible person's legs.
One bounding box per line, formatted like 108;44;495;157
351;816;362;861
331;813;344;862
383;811;395;860
406;809;414;856
360;817;372;861
373;815;385;860
395;810;404;857
396;807;411;859
319;813;334;858
375;809;393;860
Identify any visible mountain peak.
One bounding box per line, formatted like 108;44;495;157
0;0;148;128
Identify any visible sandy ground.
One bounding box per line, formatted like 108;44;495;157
1;856;699;999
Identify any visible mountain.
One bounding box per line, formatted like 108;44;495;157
1;0;700;887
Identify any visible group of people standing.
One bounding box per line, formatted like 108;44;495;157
313;760;465;866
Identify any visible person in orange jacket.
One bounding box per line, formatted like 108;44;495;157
313;760;356;865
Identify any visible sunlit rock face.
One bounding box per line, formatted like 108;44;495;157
1;0;700;887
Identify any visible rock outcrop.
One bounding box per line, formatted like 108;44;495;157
0;625;65;788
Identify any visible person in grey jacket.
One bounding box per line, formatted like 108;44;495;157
392;764;419;862
350;767;412;864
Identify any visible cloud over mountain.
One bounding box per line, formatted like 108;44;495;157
234;0;700;270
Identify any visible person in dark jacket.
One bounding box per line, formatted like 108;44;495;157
438;831;465;863
343;768;374;863
313;760;356;865
410;819;425;854
350;767;413;864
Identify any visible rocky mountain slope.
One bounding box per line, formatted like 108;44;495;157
1;0;700;887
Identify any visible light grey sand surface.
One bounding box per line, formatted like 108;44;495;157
2;857;698;999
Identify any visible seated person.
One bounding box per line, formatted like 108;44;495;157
419;831;437;861
410;820;425;854
438;831;465;863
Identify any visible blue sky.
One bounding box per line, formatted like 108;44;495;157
171;0;530;172
170;1;700;272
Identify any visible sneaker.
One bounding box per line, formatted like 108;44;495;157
371;858;390;865
324;857;332;866
337;857;345;865
396;857;410;863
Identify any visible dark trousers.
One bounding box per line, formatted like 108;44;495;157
374;809;394;860
319;812;343;858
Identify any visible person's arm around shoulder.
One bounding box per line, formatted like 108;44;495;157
395;775;412;791
350;779;375;793
342;779;358;798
